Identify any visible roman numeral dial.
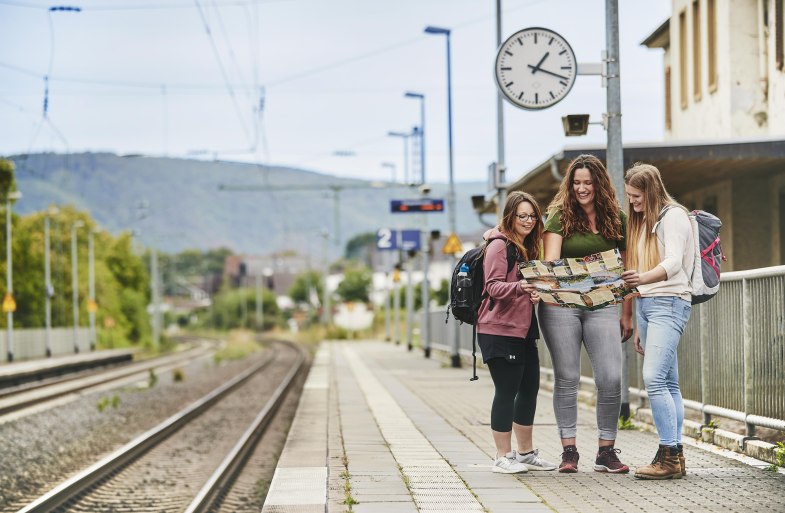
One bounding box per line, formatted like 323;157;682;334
494;27;577;110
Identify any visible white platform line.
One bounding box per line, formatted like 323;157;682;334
343;345;485;513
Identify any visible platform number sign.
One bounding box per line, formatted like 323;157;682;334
376;228;421;251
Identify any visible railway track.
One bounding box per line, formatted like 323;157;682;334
16;339;306;513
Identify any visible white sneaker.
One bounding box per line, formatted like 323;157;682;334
515;449;558;471
491;452;529;474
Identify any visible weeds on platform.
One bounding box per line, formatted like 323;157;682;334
172;368;185;382
618;416;638;430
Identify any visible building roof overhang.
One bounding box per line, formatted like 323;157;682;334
641;18;670;49
502;137;785;209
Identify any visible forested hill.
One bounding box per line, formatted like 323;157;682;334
10;152;489;256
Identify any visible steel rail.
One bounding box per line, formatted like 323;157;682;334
185;340;306;513
17;344;281;513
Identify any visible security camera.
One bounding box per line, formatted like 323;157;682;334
562;114;590;136
419;184;432;195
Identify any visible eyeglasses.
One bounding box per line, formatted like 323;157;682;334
515;213;538;222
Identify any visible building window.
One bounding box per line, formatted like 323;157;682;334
680;9;688;108
777;0;784;71
708;0;717;90
692;1;702;101
665;66;672;130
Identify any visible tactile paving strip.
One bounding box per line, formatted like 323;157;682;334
343;345;485;513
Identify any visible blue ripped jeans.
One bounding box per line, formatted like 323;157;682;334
637;296;692;447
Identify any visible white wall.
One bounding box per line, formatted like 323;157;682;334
666;0;770;140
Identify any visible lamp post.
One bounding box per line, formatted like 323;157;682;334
404;91;426;185
4;190;22;362
44;206;59;357
71;219;84;353
425;25;460;367
387;131;411;185
381;162;397;183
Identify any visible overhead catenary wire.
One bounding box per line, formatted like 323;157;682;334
193;0;253;146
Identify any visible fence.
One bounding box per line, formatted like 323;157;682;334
0;327;91;362
428;265;785;435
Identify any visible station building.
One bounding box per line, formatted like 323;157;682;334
501;0;785;271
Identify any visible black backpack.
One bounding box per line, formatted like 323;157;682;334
446;238;519;381
446;240;518;325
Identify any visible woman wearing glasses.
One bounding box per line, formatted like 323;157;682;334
540;154;633;474
478;191;557;474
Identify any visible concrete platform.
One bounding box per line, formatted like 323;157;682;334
0;349;135;389
264;340;785;513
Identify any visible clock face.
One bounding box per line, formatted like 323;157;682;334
494;27;578;110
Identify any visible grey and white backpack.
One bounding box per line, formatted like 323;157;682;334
656;206;725;304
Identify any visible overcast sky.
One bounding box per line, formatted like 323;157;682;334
0;0;671;187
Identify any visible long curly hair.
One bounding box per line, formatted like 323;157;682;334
625;163;685;273
499;191;543;262
546;154;623;240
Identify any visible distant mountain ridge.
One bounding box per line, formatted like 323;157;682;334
10;152;490;257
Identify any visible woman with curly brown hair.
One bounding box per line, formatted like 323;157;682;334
540;154;633;474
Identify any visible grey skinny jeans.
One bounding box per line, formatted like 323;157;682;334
539;304;622;440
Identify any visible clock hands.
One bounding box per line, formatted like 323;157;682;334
526;64;569;81
529;52;549;74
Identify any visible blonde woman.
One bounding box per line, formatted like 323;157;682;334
621;163;694;480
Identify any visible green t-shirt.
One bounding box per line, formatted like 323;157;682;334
543;208;627;258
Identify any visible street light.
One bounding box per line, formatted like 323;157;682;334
425;24;460;367
388;131;412;185
44;206;59;357
71;219;84;353
4;190;22;362
381;162;396;183
404;91;426;185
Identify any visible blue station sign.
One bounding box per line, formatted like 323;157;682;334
376;228;421;251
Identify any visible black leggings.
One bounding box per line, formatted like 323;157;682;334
487;346;540;432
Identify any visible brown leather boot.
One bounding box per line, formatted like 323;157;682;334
634;446;682;480
677;444;686;476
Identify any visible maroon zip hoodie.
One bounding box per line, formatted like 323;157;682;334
477;228;533;339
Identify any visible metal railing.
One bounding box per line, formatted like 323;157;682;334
429;265;785;435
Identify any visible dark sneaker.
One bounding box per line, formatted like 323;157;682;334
559;445;579;473
593;446;630;474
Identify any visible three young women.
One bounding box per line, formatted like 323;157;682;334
477;191;557;474
539;154;632;474
621;163;694;480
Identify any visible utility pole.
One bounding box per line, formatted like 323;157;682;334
71;220;84;353
604;0;629;419
405;252;414;351
495;0;507;220
320;230;331;325
44;208;56;357
150;248;160;351
4;191;22;362
255;272;262;331
88;229;97;351
393;260;401;345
